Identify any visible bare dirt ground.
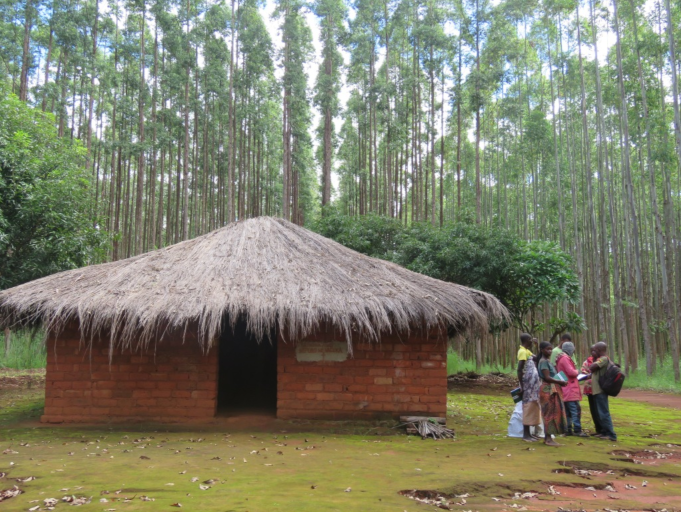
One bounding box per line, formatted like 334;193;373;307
618;388;681;409
0;369;45;390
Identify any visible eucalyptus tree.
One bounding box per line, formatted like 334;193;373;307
277;0;314;224
313;0;347;210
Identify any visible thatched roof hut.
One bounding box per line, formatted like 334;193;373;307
0;217;506;351
1;217;510;423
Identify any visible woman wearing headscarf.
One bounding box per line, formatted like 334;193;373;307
517;334;542;442
556;342;587;437
537;341;568;446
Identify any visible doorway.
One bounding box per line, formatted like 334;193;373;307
217;318;277;415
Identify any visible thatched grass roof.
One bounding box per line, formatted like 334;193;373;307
0;217;507;351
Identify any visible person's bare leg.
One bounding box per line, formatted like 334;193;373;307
523;425;536;442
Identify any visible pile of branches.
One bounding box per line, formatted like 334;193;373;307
400;416;455;440
447;371;516;388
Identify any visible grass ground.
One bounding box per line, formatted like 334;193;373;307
2;382;681;511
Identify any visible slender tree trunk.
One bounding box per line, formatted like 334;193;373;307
612;0;653;374
3;328;10;358
474;0;481;223
629;0;679;380
86;0;99;170
663;0;681;166
19;0;32;102
227;0;237;223
456;31;462;214
135;6;146;253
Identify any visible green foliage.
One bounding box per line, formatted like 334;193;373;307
503;240;581;333
0;89;107;290
313;212;581;334
312;209;403;258
395;221;521;302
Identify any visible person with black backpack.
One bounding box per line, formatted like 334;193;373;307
588;342;619;442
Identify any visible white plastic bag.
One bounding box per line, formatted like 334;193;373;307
507;401;524;437
508;401;545;438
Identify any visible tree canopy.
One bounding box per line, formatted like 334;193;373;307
313;211;581;336
0;89;106;289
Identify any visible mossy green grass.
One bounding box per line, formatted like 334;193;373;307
1;386;680;511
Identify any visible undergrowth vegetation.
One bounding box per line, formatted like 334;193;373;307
0;330;45;369
446;350;513;376
625;357;681;393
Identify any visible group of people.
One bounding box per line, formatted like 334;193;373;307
516;333;617;446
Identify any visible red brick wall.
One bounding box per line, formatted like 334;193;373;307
42;324;447;423
42;326;218;423
277;329;448;420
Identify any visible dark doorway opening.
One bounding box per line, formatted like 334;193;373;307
217;318;277;416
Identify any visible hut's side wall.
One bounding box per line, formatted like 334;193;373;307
42;327;218;423
277;329;448;420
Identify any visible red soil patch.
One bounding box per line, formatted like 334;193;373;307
618;389;681;409
541;476;678;509
611;449;681;466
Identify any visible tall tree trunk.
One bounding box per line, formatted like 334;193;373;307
135;6;146;253
3;328;10;358
629;0;680;380
19;0;32;102
181;0;190;240
227;0;237;223
612;0;653;374
474;0;481;224
663;0;681;166
576;2;605;337
456;31;462;214
86;0;99;170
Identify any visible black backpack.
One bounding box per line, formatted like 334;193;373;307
599;359;626;397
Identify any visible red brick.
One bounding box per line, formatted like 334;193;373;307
190;390;214;400
373;377;393;385
295;392;317;400
347;384;367;392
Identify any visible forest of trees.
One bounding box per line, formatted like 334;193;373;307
1;0;680;378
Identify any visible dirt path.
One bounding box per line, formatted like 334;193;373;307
618;388;681;409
